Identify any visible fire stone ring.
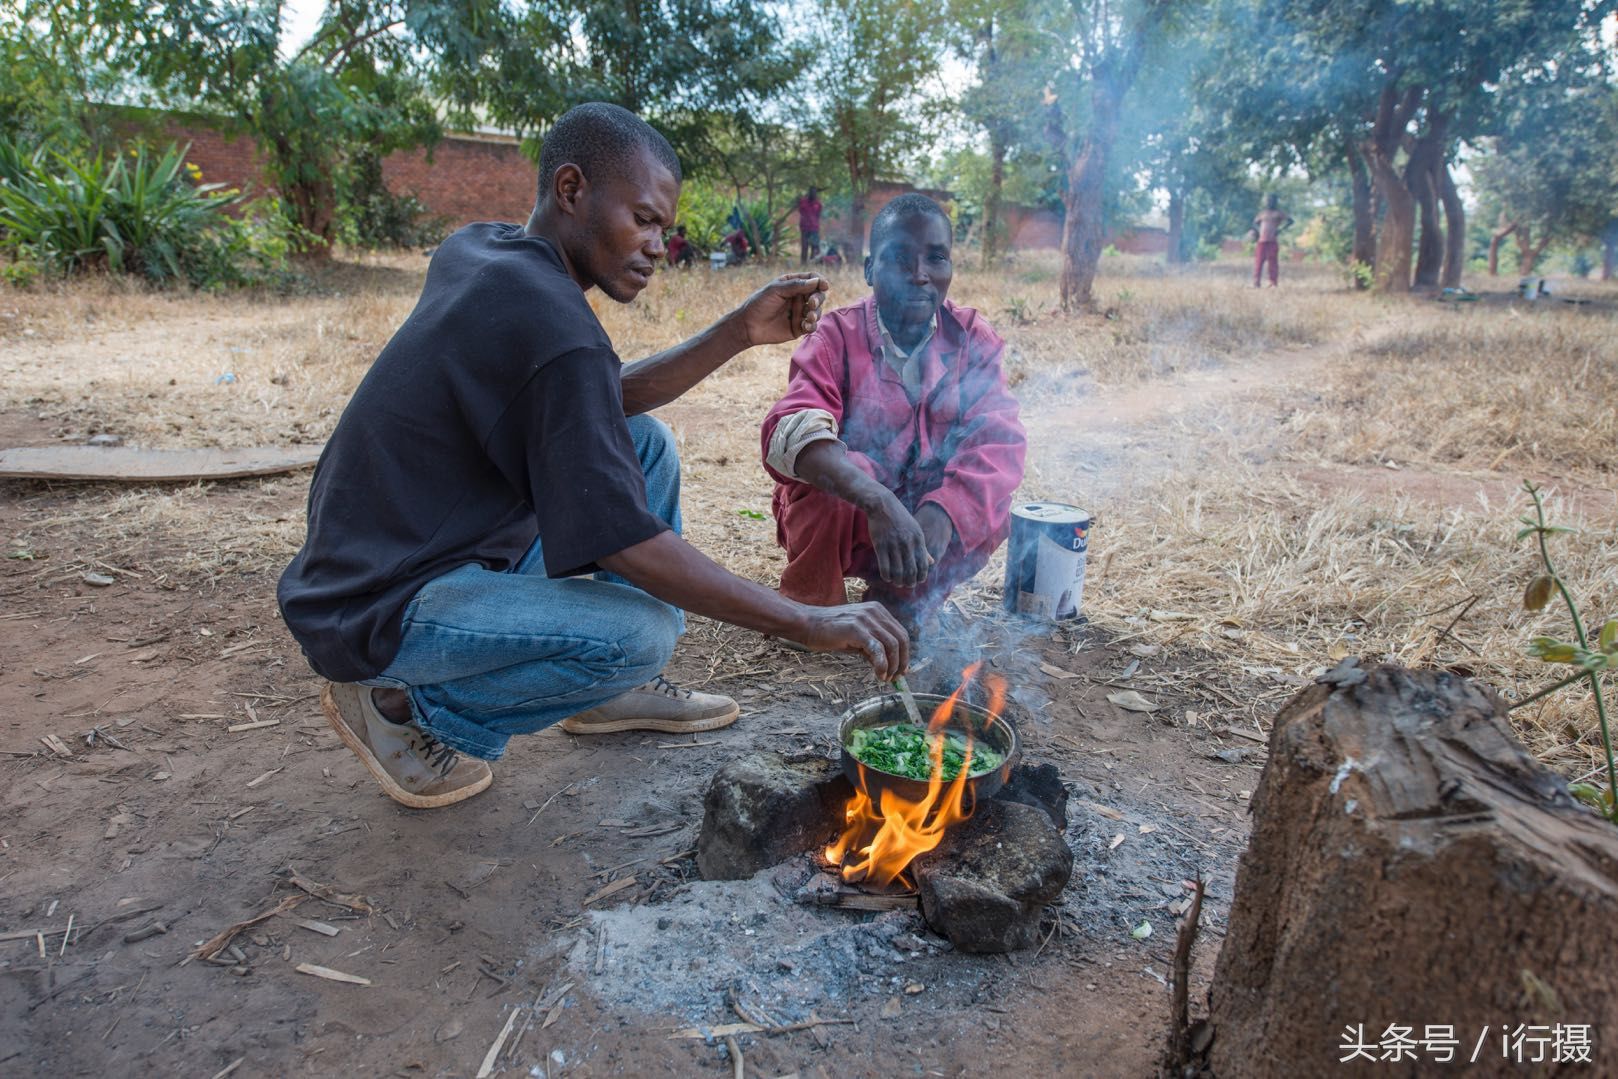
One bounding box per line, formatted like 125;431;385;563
866;637;883;656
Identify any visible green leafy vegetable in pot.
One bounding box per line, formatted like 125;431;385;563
846;724;1004;781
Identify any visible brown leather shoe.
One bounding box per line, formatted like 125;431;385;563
560;674;739;735
322;682;492;809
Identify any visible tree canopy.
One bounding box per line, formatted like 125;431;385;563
7;0;1616;285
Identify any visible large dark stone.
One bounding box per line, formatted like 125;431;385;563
995;762;1068;828
914;799;1073;953
696;753;852;881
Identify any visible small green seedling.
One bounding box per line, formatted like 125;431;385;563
1515;481;1617;821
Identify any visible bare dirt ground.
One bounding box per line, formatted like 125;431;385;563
2;256;1615;1077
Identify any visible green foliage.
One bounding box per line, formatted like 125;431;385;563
674;181;733;253
29;1;493;250
1515;481;1618;823
0;136;297;288
735;199;792;260
1473;76;1618;257
441;0;800;172
336;149;447;250
0;4;117;145
672;186;792;259
688;116;828;239
807;0;947;250
0;142;115;273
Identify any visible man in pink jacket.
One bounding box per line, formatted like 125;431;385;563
761;194;1026;633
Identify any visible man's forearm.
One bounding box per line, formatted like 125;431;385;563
598;530;808;637
620;315;748;415
794;440;896;515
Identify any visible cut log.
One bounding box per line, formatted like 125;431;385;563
1202;663;1618;1076
0;445;323;482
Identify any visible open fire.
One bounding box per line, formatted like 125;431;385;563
825;663;1008;889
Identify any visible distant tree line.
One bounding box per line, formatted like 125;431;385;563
2;0;1614;294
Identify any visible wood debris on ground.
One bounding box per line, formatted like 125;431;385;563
295;963;371;986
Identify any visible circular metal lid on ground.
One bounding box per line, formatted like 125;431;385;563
1013;502;1090;524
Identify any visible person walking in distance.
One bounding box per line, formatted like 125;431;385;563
1249;193;1294;288
798;187;823;265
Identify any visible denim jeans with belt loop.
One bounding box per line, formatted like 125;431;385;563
360;414;686;761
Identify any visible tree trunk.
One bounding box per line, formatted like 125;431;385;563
286;178;336;259
1410;169;1441;288
843;128;868;260
1347;139;1375;284
1518;228;1549;276
1165;185;1185;265
982;126;1007;269
1364;149;1414;293
1438;161;1465;288
1488;217;1517;276
1604;225;1617;281
1059;133;1108;310
1060;75;1123;310
1406;130;1445;289
1364;84;1422;293
1056;3;1164;311
1201;663;1618;1076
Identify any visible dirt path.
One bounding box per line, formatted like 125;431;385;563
0;308;1390;1078
0;544;1255;1077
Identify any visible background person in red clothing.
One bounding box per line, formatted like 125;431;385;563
1249;193;1294;287
723;226;751;264
761;194;1026;636
798;186;823;264
664;224;694;268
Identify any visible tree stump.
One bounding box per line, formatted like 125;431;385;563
1202;663;1618;1076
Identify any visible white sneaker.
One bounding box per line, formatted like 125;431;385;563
560;674;739;735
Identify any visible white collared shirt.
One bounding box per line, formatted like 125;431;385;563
876;311;936;400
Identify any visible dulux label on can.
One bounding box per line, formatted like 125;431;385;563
1003;502;1092;620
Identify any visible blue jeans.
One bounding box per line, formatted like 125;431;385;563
362;415;685;761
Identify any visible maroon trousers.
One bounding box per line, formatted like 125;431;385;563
1254;240;1280;286
774;485;994;618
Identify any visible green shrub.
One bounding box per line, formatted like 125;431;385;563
336;149;449;250
675;181;732;253
736;198;795;260
0;136;299;288
0;141;118;273
0;258;38;287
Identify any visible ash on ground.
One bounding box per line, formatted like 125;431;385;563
551;784;1231;1027
562;856;964;1025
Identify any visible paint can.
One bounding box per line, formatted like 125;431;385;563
1002;502;1092;620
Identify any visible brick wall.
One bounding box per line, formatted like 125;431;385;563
115;116;271;198
118;113;539;228
382;136;537;226
1002;204;1063;250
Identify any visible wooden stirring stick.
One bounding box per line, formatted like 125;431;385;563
892;674;925;726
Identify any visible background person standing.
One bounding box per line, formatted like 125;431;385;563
1249;193;1294;287
798;186;823;264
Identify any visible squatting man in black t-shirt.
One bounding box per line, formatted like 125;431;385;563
278;103;908;809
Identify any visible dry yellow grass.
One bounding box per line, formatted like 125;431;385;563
1284;310;1618;476
4;250;1616;778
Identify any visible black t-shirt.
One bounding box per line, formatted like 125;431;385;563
277;223;669;683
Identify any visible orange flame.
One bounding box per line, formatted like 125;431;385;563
826;665;1008;889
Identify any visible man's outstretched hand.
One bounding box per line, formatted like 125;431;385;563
734;273;830;347
796;601;910;682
